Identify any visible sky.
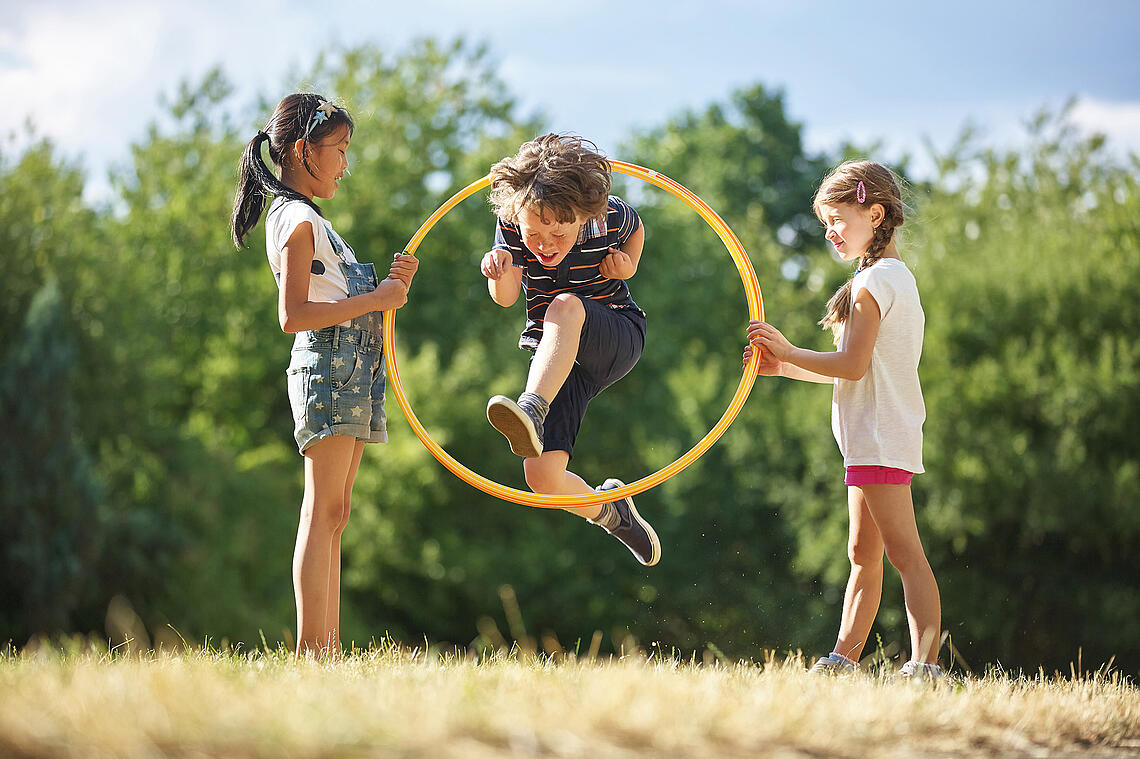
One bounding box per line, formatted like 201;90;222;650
2;0;1138;202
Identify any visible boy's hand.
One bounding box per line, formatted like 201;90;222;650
742;343;781;376
387;252;419;291
746;320;795;361
481;249;513;280
600;247;636;279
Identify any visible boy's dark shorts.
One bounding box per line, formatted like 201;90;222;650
537;297;646;458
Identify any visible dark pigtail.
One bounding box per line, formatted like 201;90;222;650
232;131;271;247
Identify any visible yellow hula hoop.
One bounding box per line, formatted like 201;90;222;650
383;160;764;508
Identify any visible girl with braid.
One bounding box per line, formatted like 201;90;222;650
231;93;418;657
744;161;943;680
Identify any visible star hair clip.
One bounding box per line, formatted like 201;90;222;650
305;100;339;138
856;180;867;204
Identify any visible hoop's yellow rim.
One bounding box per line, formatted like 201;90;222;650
383;160;764;508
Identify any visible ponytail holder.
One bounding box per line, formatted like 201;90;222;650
256;129;269;140
856;180;867;204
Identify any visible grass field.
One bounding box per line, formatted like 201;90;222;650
2;640;1138;758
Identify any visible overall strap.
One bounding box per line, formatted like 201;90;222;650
324;224;355;264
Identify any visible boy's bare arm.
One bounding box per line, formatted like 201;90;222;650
481;249;523;307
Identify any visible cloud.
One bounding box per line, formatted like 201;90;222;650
1071;97;1140;157
0;2;165;152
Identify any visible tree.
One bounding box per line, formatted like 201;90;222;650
0;282;101;642
903;110;1140;671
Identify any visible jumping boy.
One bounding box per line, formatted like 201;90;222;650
479;133;660;566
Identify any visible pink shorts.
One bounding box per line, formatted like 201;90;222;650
845;465;914;486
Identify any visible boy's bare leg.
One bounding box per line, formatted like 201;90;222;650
488;295;583;458
524;451;660;566
526;294;584;401
524;451;601;520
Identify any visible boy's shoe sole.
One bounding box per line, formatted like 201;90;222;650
486;395;543;458
597;478;661;567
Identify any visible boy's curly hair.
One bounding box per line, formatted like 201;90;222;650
488;133;611;224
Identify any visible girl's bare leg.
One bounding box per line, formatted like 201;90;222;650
832;486;885;661
861;483;942;663
324;440;366;656
294;435;356;657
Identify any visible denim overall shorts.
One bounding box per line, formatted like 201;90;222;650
286;226;387;453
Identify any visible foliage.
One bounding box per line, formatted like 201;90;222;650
907;110;1140;669
0;282;101;639
1;43;1137;674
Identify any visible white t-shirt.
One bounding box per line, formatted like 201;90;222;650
265;199;359;326
831;258;926;473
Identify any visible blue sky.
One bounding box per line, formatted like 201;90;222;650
2;0;1138;200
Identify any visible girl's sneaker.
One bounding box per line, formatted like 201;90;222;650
809;652;858;674
899;660;943;681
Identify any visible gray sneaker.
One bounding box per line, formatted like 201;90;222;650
899;660;943;681
809;652;858;674
592;478;661;566
486;395;543;458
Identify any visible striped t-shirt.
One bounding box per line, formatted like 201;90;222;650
492;195;644;350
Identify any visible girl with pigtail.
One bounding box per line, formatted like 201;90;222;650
744;160;943;680
231;93;418;657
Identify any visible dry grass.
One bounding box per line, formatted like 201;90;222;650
1;641;1138;759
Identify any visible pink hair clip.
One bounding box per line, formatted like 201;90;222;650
856;180;867;204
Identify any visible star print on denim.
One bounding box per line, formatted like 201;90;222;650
283;216;388;454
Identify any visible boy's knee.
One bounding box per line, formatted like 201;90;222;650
523;459;565;493
546;294;585;325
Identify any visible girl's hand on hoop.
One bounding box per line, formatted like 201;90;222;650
371;277;409;311
746;320;795;361
387;252;419;291
742;342;782;376
481;249;513;280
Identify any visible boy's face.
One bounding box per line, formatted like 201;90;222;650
516;206;582;267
